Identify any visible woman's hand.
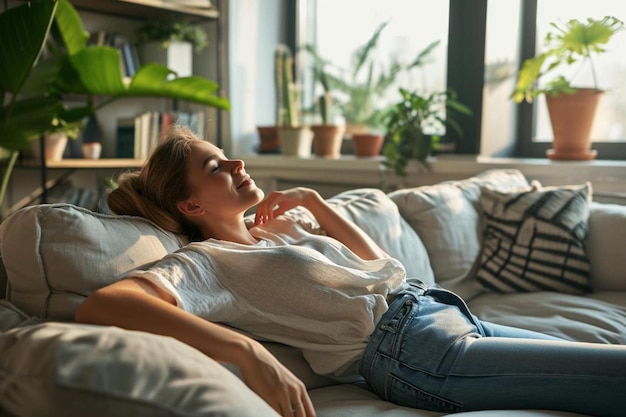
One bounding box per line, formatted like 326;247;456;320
237;339;316;417
254;187;387;260
254;187;321;226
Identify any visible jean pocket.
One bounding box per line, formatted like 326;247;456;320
386;373;463;413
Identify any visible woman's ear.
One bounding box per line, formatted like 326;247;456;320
177;199;205;217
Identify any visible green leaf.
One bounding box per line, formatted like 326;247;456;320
129;65;230;109
69;47;127;95
0;96;62;150
54;0;89;54
0;0;57;93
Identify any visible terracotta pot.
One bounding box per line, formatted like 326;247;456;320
278;126;313;158
545;88;603;160
256;126;280;153
311;124;345;158
31;132;68;162
352;133;384;157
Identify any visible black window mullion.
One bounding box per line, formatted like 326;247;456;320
445;0;487;155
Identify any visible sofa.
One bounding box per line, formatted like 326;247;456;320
1;168;625;417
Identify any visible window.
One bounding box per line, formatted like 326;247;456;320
296;0;626;160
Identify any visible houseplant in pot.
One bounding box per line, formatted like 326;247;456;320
305;22;439;157
0;0;229;216
275;44;313;158
512;16;624;160
136;20;209;78
307;50;344;158
383;87;471;177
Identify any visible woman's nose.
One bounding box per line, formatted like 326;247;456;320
230;159;245;173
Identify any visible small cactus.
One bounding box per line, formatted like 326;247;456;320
275;45;301;127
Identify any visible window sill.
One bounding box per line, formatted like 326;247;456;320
240;154;626;203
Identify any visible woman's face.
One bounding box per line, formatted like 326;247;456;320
181;140;264;219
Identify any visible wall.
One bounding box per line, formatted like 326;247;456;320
228;0;286;156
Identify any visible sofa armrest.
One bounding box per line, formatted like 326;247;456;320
586;202;626;291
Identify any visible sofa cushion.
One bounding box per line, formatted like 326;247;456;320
282;188;435;286
468;291;626;345
0;322;279;417
388;169;529;299
476;182;592;294
0;204;186;320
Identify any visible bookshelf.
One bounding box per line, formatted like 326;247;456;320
9;0;229;212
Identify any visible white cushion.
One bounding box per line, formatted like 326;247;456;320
586;202;626;291
0;204;186;320
0;322;279;417
388;169;529;299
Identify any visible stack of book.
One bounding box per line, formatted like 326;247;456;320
89;30;140;79
116;110;206;159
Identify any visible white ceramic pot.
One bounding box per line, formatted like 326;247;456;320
278;126;313;158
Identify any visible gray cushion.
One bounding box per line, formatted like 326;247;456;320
388;169;530;299
0;322;279;417
0;204;186;320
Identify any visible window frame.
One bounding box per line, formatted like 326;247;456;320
294;0;626;160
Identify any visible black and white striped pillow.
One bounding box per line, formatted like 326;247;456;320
476;182;592;294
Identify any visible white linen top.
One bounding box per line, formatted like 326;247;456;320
130;217;407;377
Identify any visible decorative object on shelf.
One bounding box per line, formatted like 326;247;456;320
136;21;208;78
31;132;69;163
82;142;102;160
275;44;313;157
512;16;624;161
0;0;230;217
305;23;440;138
383;88;471;177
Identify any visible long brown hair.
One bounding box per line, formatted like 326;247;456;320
107;125;202;240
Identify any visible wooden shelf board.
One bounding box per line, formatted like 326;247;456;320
21;158;146;169
70;0;219;21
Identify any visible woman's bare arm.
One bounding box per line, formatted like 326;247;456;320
254;187;388;260
75;278;316;417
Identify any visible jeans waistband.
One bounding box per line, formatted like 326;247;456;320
387;280;429;305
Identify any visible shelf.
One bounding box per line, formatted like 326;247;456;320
70;0;220;22
21;159;145;169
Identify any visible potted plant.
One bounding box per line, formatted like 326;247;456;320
275;44;313;158
383;88;471;177
307;50;344;158
512;16;624;160
136;20;209;77
305;22;439;157
0;0;229;217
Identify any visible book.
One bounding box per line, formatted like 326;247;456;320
116;117;136;158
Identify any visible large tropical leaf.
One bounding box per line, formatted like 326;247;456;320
54;0;89;54
0;96;62;150
128;64;229;109
0;0;57;94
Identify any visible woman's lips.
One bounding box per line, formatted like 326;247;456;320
237;175;253;189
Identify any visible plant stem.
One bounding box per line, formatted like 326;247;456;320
588;55;599;90
0;150;19;219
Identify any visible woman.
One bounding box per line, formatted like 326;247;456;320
76;126;626;417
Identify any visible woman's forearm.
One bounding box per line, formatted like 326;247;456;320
75;278;316;416
75;278;260;365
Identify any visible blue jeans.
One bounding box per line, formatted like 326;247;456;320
359;283;626;416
